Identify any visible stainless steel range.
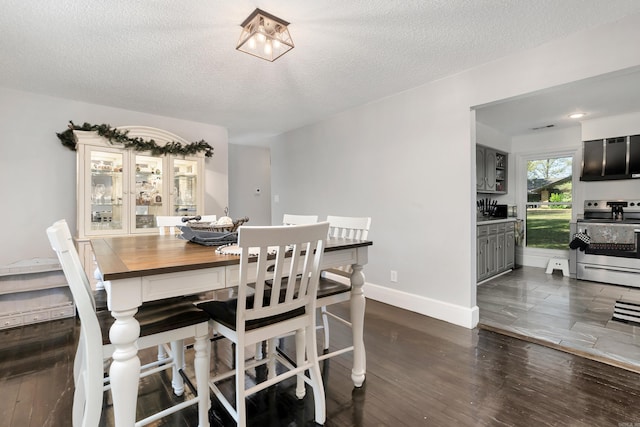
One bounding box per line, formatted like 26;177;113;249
573;199;640;287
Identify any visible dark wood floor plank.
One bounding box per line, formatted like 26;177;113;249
2;299;640;426
0;378;20;426
12;372;37;427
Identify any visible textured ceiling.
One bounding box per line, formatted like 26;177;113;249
2;1;640;143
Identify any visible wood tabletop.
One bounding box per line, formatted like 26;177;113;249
91;234;372;281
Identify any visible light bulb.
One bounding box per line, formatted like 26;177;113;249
264;40;272;55
273;39;281;49
257;26;266;43
248;36;256;50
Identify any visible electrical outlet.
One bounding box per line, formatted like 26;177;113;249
390;270;398;282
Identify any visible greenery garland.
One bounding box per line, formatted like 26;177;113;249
56;121;214;157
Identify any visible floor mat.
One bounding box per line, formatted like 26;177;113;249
612;300;640;327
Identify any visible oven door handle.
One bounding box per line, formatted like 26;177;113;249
583;264;640;274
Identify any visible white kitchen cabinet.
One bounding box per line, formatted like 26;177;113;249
75;126;205;240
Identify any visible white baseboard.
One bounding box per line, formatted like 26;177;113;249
477;269;512;286
520;253;551;268
363;282;479;329
519;247;570;269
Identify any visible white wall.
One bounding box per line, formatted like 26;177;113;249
476;121;511;153
583;110;640;140
268;13;640;328
0;87;229;268
228;144;271;225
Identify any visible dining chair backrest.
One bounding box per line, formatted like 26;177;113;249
236;222;329;330
282;214;318;226
201;222;330;426
326;215;371;240
156;215;185;235
199;214;217;223
47;220;104;427
326;215;371;277
53;219;97;310
49;219;211;427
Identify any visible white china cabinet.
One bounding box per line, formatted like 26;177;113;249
75;126;206;291
75;126;205;240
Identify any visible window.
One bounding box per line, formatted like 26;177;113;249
525;156;572;250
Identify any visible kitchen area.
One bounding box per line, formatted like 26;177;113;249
474;83;640;371
570;134;640;289
572;199;640;289
476;143;519;283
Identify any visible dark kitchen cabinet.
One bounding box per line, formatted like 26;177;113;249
605;137;627;175
477;232;488;281
477;145;507;194
505;230;515;269
496;233;506;272
630;134;640;176
476;146;486;191
581;134;640;180
582;139;604;179
477;220;515;282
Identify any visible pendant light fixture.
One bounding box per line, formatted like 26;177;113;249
236;8;294;62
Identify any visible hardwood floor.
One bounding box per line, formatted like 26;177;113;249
2;299;640;426
478;266;640;373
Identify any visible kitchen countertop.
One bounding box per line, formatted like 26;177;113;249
477;217;517;225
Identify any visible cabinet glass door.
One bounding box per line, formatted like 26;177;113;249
172;158;199;216
133;154;165;232
90;150;124;233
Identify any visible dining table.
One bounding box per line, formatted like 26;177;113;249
91;233;372;427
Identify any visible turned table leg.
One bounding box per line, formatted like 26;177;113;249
109;307;141;427
350;263;366;387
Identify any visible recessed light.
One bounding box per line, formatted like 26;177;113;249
568;112;586;119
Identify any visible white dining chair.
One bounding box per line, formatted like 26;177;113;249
154;214;217;362
199;214;217;223
282;213;318;225
156;215;185;235
156;215;217;233
155;215;196;362
318;215;371;352
198;222;330;427
47;220;211;427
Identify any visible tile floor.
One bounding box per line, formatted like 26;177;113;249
477;266;640;372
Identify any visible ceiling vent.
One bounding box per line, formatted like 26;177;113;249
531;124;555;131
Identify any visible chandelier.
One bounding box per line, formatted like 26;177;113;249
236;9;294;62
